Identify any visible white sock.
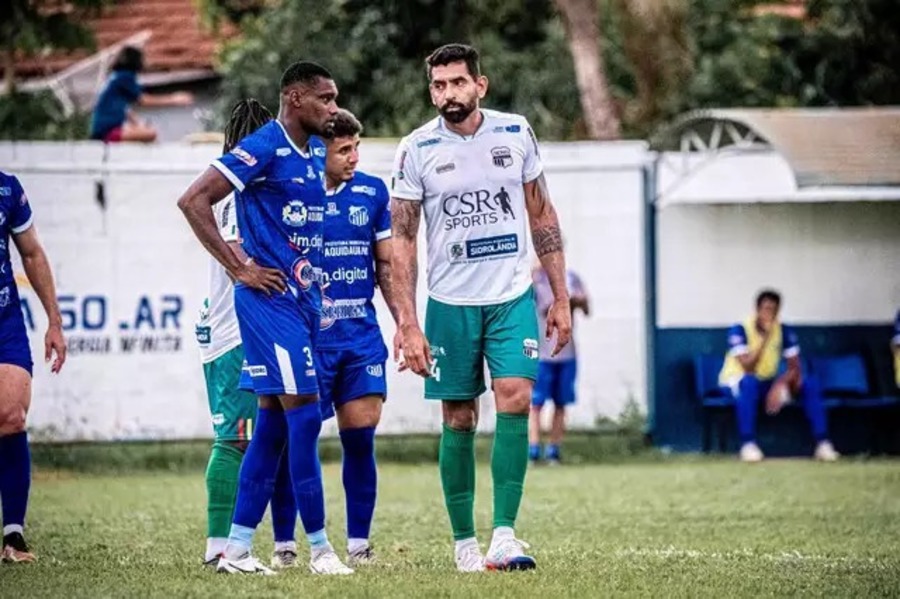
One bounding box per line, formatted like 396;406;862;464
205;537;227;561
491;526;515;548
347;538;369;555
274;540;297;553
3;524;23;537
454;537;479;555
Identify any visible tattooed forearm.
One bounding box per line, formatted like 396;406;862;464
375;253;401;324
524;173;569;301
391;197;422;240
390;198;422;327
532;224;563;257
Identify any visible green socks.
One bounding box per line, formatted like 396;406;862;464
439;424;477;541
492;413;529;529
205;442;244;539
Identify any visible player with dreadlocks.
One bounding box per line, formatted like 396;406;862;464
196;99;299;570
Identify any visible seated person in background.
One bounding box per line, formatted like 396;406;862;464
89;46;193;143
718;289;838;463
893;310;899;389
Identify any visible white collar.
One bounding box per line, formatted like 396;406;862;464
276;120;311;158
325;181;347;197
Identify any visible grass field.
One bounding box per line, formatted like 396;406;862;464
5;459;900;597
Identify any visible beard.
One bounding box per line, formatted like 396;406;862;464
439;99;476;124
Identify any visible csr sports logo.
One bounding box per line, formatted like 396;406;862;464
441;187;516;231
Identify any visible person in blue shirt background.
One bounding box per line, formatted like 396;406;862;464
317;109;397;566
90;46;193;143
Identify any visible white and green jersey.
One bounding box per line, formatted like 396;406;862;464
195;195;242;364
391;109;543;306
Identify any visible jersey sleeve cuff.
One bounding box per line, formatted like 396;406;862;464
523;167;543;184
211;160;245;192
11;214;34;234
783;346;800;358
391;190;423;201
376;229;392;241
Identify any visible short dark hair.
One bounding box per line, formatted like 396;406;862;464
223;98;273;153
329;109;362;139
280;61;333;90
112;46;144;72
756;289;782;309
425;43;480;80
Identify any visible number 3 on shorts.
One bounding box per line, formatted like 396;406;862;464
303;346;313;367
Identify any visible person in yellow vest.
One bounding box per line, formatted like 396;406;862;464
718;289;839;463
892;310;900;389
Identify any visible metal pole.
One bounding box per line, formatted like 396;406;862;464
642;157;659;442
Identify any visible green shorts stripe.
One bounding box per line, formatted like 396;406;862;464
203;344;257;441
424;287;540;401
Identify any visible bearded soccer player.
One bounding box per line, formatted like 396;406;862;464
178;62;352;575
318;109;398;566
391;43;572;572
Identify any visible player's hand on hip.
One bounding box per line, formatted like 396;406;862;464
399;324;433;378
236;258;287;295
546;299;573;357
45;323;67;374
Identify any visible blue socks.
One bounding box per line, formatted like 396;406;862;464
340;427;377;541
228;407;286;553
528;443;541;461
546;443;561;461
270;451;297;543
0;431;31;534
285;403;327;543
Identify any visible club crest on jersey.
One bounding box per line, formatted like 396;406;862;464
491;146;513;168
292;258;315;290
231;146;257;167
282;200;308;227
349;206;369;227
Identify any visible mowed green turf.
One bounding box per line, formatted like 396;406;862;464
5;460;900;597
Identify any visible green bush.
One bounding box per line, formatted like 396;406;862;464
0;90;89;141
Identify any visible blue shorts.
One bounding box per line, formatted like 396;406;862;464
0;294;32;376
234;285;319;396
532;359;577;408
317;339;388;420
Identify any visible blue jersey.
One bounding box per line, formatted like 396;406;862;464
212;121;327;315
318;171;392;350
0;172;35;373
90;69;142;139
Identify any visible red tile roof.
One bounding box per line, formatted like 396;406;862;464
11;0;235;81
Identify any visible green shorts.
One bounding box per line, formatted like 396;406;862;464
203;344;257;441
424;287;540;401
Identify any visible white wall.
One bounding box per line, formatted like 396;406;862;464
2;139;648;441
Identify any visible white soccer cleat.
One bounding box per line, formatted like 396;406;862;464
347;545;377;567
216;553;276;575
455;542;486;573
484;537;536;571
309;549;354;575
814;440;839;462
740;442;764;463
270;548;298;569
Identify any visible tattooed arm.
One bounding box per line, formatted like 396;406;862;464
391;198;432;377
524;173;572;355
375;238;400;325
